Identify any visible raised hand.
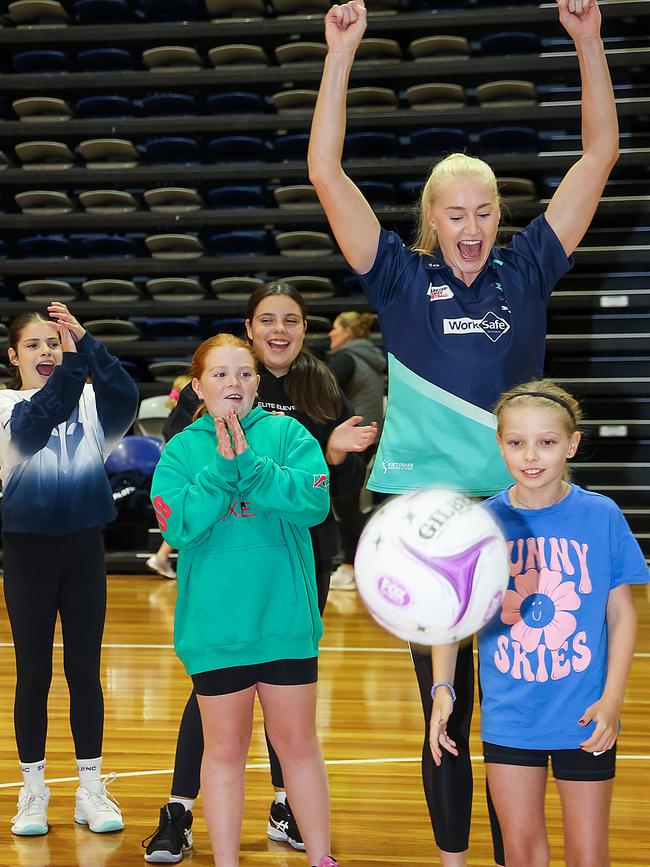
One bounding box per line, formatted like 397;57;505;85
557;0;601;42
47;302;86;342
224;409;249;456
59;326;77;354
324;1;367;56
215;417;235;460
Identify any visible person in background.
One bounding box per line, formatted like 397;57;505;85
328;311;386;590
146;373;191;579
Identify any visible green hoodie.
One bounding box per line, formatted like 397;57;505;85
150;406;330;675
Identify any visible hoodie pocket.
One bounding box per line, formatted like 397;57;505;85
180;543;303;655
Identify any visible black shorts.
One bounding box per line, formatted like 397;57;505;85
192;657;318;696
483;741;616;782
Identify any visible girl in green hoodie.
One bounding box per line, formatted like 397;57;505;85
150;334;339;867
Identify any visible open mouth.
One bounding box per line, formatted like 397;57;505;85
268;339;289;350
36;363;55;377
458;240;483;262
523;468;544;478
225;393;242;401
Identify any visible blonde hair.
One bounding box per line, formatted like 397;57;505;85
190;334;258;421
336;311;376;339
165;373;192;410
494;379;583;480
412;152;502;255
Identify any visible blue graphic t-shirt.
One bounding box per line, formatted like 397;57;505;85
359;215;572;496
480;485;649;750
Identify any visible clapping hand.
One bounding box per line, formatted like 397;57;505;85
325;416;378;465
215;410;249;460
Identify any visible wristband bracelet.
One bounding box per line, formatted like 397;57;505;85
431;681;456;703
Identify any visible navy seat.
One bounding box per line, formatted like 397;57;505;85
208;136;273;163
105;436;163;478
207;231;269;256
75;96;135;119
77;48;135;72
357;181;398;204
79;234;139;258
476;32;540;56
0;240;9;259
206;186;267;208
13;50;70;74
142;137;201;164
17;235;74;259
274;134;310;162
137;0;204;20
204;92;267;114
208;317;246;336
138;317;202;340
406;127;467;157
343;131;400;160
474;125;538;155
140;93;199;117
73;0;134;22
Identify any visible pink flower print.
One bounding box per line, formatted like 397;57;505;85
501;567;581;653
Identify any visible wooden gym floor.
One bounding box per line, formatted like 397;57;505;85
0;575;648;866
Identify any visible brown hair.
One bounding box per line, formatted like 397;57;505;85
412;152;503;255
336;311;376;340
246;281;341;424
190;333;258;420
494;379;583;479
7;312;58;389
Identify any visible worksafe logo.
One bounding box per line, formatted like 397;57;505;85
443;311;510;343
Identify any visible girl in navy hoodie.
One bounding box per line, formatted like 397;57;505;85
0;303;138;837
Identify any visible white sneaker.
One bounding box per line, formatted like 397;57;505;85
146;555;176;580
11;786;50;836
330;564;356;590
74;773;124;833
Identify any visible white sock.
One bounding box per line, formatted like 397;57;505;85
169;796;194;812
77;756;102;792
274;791;287;805
20;759;46;792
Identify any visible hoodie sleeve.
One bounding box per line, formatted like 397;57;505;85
0;353;87;466
150;436;239;549
235;421;330;528
76;332;139;450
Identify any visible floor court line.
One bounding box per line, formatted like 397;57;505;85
1;754;648;790
0;643;649;658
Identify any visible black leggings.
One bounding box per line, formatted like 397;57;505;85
171;562;331;798
2;529;106;763
411;640;504;864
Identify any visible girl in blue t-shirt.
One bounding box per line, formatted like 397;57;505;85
431;380;649;867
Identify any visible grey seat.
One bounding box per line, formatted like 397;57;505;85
275;230;334;257
209;44;269;67
272;90;318;113
406;83;465;110
84;319;142;343
272;184;320;209
15;140;75;168
356;38;402;62
78;138;139;168
9;0;69;26
476;80;538;106
409;35;470;60
15;190;74;214
144;187;204;212
13;97;72;121
278;275;336;300
79;189;139;212
274;42;327;65
145;234;205;259
18;278;78;301
348;87;398;111
83;279;143;302
210;276;264;301
142;46;203;70
146;277;206;301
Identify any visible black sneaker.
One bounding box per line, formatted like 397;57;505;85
267;799;305;851
142;803;193;863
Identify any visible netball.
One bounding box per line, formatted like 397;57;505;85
354;489;510;645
